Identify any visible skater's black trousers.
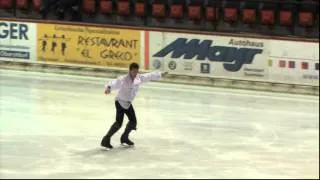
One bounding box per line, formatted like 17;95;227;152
115;101;137;130
105;101;137;138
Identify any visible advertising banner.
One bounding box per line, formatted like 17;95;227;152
148;31;319;86
149;31;269;81
0;21;37;61
37;23;141;68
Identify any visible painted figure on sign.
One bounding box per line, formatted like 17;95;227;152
51;34;57;53
41;34;48;52
61;35;67;56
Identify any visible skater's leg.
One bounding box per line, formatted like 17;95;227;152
101;101;125;148
121;105;137;145
124;105;137;130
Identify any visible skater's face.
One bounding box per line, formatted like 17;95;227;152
130;68;139;79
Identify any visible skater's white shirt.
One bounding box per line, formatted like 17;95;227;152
105;72;161;109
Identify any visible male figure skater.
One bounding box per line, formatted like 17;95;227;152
101;63;167;149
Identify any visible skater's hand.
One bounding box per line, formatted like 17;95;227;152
105;89;110;95
105;87;111;95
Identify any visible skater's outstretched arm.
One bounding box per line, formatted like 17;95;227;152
140;71;168;83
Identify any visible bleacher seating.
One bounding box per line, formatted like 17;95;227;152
0;0;318;39
0;0;13;17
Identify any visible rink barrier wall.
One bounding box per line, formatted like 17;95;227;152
0;60;318;96
0;19;319;95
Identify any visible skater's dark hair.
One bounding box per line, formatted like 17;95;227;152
129;63;139;70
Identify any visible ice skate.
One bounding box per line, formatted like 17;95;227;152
120;136;134;146
101;136;113;150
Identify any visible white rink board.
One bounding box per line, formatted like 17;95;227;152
149;31;319;86
0;21;37;62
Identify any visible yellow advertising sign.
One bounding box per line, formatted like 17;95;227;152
37;23;140;68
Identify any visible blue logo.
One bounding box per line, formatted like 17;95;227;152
153;38;263;72
201;63;210;73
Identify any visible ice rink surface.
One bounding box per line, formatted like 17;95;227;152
0;69;319;179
